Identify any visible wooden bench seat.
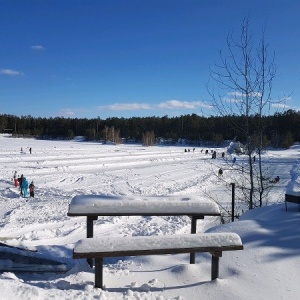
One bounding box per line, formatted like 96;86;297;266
285;194;300;211
73;232;243;289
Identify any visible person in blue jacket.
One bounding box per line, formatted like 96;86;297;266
22;177;29;197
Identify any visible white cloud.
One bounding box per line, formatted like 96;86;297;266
158;100;212;109
58;109;76;117
227;91;244;97
0;68;24;76
31;45;45;50
281;96;292;101
57;107;93;118
224;91;263;104
97;100;212;112
251;92;262;97
224;97;242;103
100;103;152;111
269;96;292;110
227;91;262;98
271;103;290;109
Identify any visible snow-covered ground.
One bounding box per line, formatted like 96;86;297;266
0;134;299;300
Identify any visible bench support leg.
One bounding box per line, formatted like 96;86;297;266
95;257;104;289
211;251;222;280
87;216;98;267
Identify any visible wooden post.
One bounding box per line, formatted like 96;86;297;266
230;183;235;222
211;251;222;280
95;257;103;289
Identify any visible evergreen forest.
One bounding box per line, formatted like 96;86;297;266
0;110;298;148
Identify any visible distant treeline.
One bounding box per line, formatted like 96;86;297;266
0;110;299;148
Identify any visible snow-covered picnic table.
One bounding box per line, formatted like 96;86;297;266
68;195;243;289
68;194;221;265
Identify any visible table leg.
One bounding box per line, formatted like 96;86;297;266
87;216;97;267
87;216;94;238
190;216;204;264
190;216;197;264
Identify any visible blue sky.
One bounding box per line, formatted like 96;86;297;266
0;0;299;119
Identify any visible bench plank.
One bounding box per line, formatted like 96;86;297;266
73;232;243;258
73;233;243;289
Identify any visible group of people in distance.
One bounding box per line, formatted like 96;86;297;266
20;147;32;154
13;171;34;198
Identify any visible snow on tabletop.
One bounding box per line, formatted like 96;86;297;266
74;232;243;253
68;194;220;215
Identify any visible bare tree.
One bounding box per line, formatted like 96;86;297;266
208;18;277;210
142;131;155;146
104;126;121;144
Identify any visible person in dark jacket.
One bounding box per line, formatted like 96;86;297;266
29;181;35;197
218;168;223;177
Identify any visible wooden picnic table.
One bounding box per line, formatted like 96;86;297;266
67;194;221;265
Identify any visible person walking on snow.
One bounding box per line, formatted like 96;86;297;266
29;181;35;197
13;171;18;187
18;174;24;195
22;177;29;197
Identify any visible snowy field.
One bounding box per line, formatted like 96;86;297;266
0;134;299;300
